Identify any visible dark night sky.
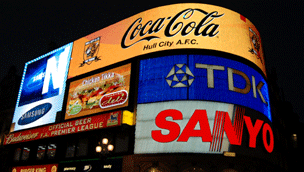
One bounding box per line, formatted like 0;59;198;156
1;1;304;122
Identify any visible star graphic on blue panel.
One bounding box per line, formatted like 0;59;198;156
165;64;195;87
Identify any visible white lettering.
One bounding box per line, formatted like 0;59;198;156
42;47;69;95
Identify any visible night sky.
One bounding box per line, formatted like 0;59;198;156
1;1;303;122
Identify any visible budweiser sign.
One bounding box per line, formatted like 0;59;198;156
4;111;121;145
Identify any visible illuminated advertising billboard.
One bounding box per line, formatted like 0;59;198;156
138;54;271;121
135;101;274;155
65;64;131;120
4;111;122;145
12;164;58;172
11;43;73;132
68;3;266;79
58;158;123;172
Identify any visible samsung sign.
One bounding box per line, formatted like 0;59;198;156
138;54;271;121
12;43;72;132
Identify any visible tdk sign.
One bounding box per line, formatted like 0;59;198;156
12;43;72;132
138;54;271;121
166;64;195;87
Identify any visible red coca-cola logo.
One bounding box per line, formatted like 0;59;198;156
99;90;128;108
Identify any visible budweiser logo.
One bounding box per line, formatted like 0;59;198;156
5;132;39;145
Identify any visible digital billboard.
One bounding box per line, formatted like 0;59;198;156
135;101;274;155
65;64;131;120
11;43;73;132
5;111;122;145
68;3;266;79
138;54;271;121
58;158;123;172
12;164;58;172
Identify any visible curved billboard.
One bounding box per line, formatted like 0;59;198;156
68;3;266;79
135;101;274;156
137;54;271;121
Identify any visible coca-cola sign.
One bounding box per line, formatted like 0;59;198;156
68;3;266;79
121;8;224;48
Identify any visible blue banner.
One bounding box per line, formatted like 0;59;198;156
12;43;73;131
138;54;271;121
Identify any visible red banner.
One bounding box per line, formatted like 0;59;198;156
12;164;58;172
4;111;121;145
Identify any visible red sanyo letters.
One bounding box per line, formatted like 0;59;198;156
151;109;274;153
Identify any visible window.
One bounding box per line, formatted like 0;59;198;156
47;143;57;159
13;148;21;162
76;137;88;157
37;144;46;160
21;147;30;161
66;141;76;158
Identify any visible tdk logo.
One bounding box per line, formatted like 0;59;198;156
138;55;271;121
165;64;195;87
166;63;267;105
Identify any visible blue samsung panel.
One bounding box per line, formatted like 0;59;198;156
19;48;66;106
138;54;271;121
12;43;73;131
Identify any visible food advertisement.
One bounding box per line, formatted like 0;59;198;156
65;64;131;120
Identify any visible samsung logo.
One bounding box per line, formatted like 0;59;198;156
18;103;52;125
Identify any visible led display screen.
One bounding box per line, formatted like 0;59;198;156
4;111;122;145
138;54;271;121
135;101;274;156
58;158;123;172
11;43;73;132
12;164;58;172
68;3;266;79
65;64;131;120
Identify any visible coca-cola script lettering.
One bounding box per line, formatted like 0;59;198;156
121;8;224;48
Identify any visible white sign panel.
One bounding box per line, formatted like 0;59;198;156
135;101;235;154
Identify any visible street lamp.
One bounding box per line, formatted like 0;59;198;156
96;138;114;155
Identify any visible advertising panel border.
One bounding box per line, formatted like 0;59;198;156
4;111;122;145
11;43;73;132
135;101;274;156
68;3;266;79
64;63;131;120
137;54;271;121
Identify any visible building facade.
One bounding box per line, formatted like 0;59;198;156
2;3;289;172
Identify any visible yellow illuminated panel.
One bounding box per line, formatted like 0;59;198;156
68;3;265;78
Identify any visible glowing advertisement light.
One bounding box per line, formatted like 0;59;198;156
12;43;73;132
135;101;274;155
68;3;266;78
138;54;271;121
64;64;131;120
